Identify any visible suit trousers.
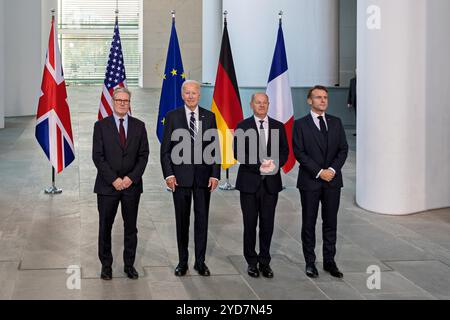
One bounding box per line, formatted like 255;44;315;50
97;193;141;267
240;180;279;267
300;188;341;265
172;186;211;266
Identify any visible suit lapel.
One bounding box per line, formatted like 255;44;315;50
107;116;123;149
125;116;136;150
198;107;207;131
325;115;335;152
178;107;190;131
267;117;273;156
306;114;326;154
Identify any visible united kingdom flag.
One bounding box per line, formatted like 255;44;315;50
35;15;75;173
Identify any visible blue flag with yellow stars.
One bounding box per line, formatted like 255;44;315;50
156;16;185;143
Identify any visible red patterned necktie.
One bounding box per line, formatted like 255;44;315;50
119;118;126;147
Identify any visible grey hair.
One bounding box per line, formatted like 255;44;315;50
181;79;201;94
251;92;269;103
113;87;132;100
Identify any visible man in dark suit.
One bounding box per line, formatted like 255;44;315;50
160;80;220;277
347;76;357;113
93;87;149;280
234;93;289;278
293;85;348;279
347;74;357;136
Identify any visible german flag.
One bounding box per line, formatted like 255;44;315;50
211;18;243;170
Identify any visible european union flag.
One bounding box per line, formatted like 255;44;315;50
156;16;185;143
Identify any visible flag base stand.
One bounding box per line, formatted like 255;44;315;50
45;185;62;195
44;168;62;194
219;180;235;191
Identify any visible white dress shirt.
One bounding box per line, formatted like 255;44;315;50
113;113;129;137
309;111;335;178
254;115;269;147
185;105;199;132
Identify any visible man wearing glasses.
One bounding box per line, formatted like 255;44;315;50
93;87;149;280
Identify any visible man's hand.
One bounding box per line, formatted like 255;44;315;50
166;176;178;192
208;178;219;192
122;176;133;189
320;169;335;182
112;178;124;191
260;159;276;175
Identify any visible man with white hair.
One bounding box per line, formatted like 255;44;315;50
160;80;221;277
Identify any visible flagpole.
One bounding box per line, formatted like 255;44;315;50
280;11;289;191
44;9;62;195
218;10;236;192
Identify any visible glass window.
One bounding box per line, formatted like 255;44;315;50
58;0;140;84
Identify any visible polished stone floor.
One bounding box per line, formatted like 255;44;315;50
0;86;449;300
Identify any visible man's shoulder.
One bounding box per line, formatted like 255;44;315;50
96;115;114;127
199;106;215;118
325;114;342;122
295;114;311;125
268;117;285;128
237;117;254;129
129;116;146;127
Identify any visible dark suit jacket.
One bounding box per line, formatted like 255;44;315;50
160;106;221;188
293;113;348;191
233;116;289;195
93;115;149;195
347;77;357;110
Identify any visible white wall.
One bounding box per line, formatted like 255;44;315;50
140;0;202;88
0;0;5;128
203;0;339;87
356;0;450;214
4;0;43;117
202;0;222;85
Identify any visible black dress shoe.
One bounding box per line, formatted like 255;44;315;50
124;266;139;279
194;262;210;276
305;264;319;278
174;264;188;277
101;266;112;280
259;264;274;278
247;265;260;278
323;262;344;278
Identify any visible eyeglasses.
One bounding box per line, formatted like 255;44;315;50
114;99;130;105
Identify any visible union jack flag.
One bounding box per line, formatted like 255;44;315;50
98;16;128;120
35;15;75;173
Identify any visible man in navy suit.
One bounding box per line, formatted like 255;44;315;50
160;80;221;277
293;85;348;279
93;87;149;280
234;93;289;278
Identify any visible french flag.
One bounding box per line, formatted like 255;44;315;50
266;20;295;174
35;15;75;173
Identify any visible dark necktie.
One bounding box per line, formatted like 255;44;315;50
318;116;328;138
119;118;126;147
189;111;197;141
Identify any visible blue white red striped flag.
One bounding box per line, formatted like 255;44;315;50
266;20;295;174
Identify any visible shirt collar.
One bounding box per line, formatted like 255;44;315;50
310;110;326;119
185;105;199;115
254;115;269;123
113;112;129;122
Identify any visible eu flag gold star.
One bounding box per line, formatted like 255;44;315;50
181;72;186;79
161;117;166;125
171;69;177;76
162;74;166;80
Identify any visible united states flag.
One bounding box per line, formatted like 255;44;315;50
98;16;128;120
35;15;75;173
